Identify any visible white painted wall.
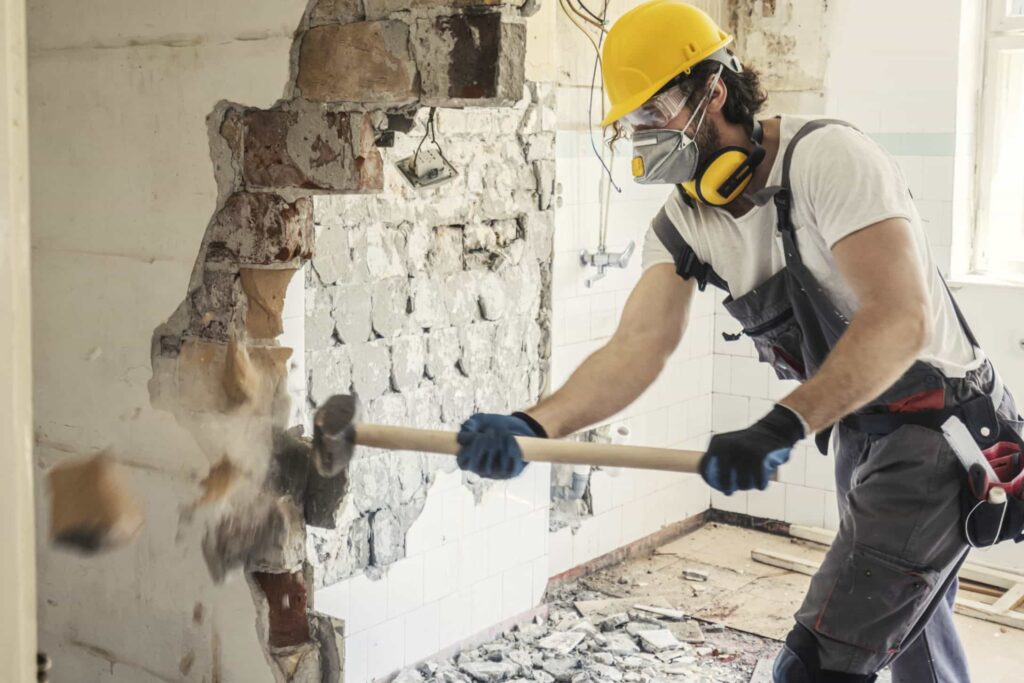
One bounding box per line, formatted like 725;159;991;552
28;1;308;681
1;0;37;680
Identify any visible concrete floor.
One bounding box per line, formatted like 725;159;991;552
577;523;1024;683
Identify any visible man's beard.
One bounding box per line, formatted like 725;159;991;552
693;121;721;173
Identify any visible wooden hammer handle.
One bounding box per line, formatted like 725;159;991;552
352;423;703;473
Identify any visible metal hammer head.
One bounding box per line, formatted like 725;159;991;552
312;394;359;477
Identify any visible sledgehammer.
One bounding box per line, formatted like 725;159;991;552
312;394;704;478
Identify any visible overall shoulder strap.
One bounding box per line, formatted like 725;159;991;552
652;196;729;293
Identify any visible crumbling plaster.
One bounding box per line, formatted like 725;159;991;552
304;87;556;586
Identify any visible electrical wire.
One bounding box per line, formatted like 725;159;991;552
412;107;454;171
556;0;622;249
557;0;601;54
573;0;606;26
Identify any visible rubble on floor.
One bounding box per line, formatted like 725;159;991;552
393;581;778;682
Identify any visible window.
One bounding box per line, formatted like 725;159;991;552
975;0;1024;278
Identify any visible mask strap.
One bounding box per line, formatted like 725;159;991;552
686;64;724;140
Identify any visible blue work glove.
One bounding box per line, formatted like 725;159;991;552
700;404;806;495
456;412;547;480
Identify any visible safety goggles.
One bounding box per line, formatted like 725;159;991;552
621;85;690;134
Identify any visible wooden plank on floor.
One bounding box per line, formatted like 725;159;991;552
955;597;1024;630
751;549;819;577
990;582;1024;615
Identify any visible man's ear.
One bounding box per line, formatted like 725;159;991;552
707;78;728;115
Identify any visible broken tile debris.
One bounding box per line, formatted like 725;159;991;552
392;578;774;683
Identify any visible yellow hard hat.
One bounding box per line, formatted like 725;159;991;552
600;0;733;128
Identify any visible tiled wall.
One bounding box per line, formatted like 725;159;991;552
319;464;550;681
547;85;716;574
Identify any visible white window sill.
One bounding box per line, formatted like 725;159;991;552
945;272;1024;290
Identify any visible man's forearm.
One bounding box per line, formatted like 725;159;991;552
526;336;674;438
781;305;928;433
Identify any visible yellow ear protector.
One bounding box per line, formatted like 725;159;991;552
682;121;765;206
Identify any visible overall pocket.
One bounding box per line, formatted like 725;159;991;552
746;307;808;382
815;544;939;654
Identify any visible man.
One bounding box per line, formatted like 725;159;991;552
456;1;1022;681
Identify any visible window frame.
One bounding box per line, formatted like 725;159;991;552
972;0;1024;280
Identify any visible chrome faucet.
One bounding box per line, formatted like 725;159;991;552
579;240;635;288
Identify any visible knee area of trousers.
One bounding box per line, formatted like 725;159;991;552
774;626;877;683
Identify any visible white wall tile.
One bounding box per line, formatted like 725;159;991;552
548;526;573;576
489;517;525;575
469;576;503;636
730;356;769;399
344;631;369;683
405;488;444;557
747;484;786;521
531;556;550;605
561;295;592;345
590;293;618;339
366;617;406;681
458;532;491;587
778;446;807;486
502;565;535;617
804;448;836;492
710;489;748;515
712;393;749;432
439;486;471;545
713;355;731;394
386;555;425;620
423;542;460;604
404;601;441;666
784;485;826;528
436;590;472;649
473;486;507;531
505;467;537;519
347;573;389;635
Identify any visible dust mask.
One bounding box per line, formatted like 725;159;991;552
629;66;722;185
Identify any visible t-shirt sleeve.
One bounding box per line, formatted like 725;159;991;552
790;126;915;249
641;211;676;271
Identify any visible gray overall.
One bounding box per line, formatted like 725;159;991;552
653;119;1024;682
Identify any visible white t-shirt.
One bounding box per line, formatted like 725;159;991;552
642;115;980;378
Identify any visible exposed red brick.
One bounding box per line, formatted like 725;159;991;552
416;13;526;105
240;108;383;193
297;21;418;105
253;571;311;648
208;193;314;265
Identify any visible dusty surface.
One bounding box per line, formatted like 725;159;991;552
395;523;1024;682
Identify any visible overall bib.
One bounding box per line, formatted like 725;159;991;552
653;119;1024;682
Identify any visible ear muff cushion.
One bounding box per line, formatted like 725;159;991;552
694;147;754;206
